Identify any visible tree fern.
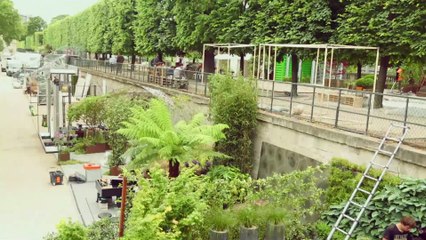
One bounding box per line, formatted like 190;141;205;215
118;99;229;176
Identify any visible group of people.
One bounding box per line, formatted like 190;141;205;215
108;54;125;73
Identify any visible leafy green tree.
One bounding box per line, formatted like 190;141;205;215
26;16;47;35
173;0;222;72
87;0;113;57
133;0;177;58
247;0;331;94
109;0;137;63
0;0;24;43
336;0;426;108
118;99;228;177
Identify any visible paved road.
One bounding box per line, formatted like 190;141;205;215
0;72;81;240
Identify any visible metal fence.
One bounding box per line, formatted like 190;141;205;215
72;59;426;148
72;59;212;97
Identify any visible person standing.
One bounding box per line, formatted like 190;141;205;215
396;67;404;92
116;54;125;73
382;216;416;240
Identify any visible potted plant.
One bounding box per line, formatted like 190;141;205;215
262;205;288;240
58;146;71;161
206;208;236;240
107;153;125;176
355;75;374;90
54;131;70;161
235;206;261;240
84;130;108;154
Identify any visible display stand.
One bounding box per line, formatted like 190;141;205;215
37;69;77;153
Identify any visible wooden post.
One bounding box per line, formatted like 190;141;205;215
118;177;128;237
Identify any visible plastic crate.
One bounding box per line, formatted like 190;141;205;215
49;170;64;186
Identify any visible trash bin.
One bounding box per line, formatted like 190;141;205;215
49;170;64;186
83;163;102;182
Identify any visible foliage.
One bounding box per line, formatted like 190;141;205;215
209;74;258;173
335;0;426;107
261;204;289;225
133;0;176;55
323;178;426;238
0;0;24;43
235;206;263;228
203;165;252;209
324;158;401;208
123;168;209;239
68;96;107;128
355;75;375;88
118;99;228;172
103;93;149;167
205;208;237;232
26;16;47;36
43;219;87;240
86;218;118;240
50;15;69;24
109;0;136;56
250;167;326;238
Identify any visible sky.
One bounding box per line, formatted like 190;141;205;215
12;0;99;24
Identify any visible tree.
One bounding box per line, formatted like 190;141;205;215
118;99;228;177
133;0;177;57
50;14;69;24
251;0;332;95
109;0;137;63
173;0;223;73
26;16;47;35
0;0;24;43
336;0;426;108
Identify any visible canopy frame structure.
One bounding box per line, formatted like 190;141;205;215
202;43;257;82
256;43;380;92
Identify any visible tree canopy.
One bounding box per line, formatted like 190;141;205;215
0;0;23;44
26;16;47;36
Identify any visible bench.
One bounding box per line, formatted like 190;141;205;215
317;92;364;108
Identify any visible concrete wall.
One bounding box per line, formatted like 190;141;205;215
82;69;426;179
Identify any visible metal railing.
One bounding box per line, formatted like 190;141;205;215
72;59;212;97
71;59;426;148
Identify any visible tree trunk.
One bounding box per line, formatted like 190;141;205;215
357;61;362;79
291;53;299;96
131;54;136;65
240;54;245;75
373;56;390;109
204;49;215;73
168;160;180;177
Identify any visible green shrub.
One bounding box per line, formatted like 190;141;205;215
203;166;251;209
44;219;87;240
209;74;258;173
86;218;118;240
324;158;401;207
355;75;374;88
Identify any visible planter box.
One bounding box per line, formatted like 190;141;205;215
85;143;107;154
209;229;228;240
58;152;70;161
265;223;285;240
240;226;258;240
109;166;122;176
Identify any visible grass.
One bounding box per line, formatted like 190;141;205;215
58;159;85;165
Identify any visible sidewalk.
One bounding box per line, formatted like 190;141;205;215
60;152;120;226
0;73;80;240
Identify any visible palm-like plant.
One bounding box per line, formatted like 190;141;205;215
118;99;228;177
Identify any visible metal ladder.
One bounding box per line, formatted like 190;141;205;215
327;123;409;240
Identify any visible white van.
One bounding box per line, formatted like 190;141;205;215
6;60;22;76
